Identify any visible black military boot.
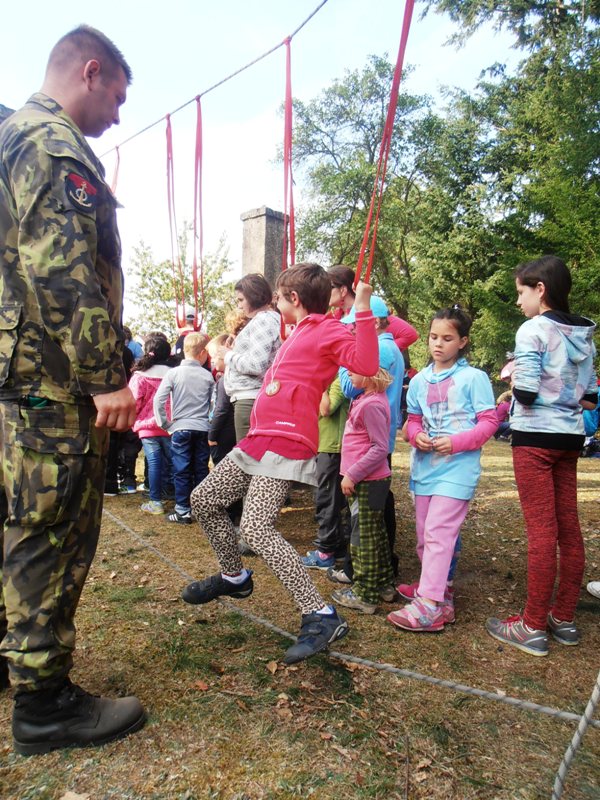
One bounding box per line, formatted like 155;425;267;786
12;679;146;755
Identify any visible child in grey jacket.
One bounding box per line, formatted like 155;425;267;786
154;333;214;523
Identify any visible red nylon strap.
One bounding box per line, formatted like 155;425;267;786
192;97;205;330
355;0;414;287
166;114;186;327
281;36;295;272
110;146;120;195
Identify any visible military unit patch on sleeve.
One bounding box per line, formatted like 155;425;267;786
65;172;97;213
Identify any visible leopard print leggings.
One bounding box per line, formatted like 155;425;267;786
190;456;325;614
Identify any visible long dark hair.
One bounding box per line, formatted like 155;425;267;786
133;335;171;372
430;305;472;357
514;255;571;313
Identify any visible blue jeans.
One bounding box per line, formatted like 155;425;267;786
171;429;210;515
141;436;173;503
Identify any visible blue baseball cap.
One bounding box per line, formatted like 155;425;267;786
340;295;389;324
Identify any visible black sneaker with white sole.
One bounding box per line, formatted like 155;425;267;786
182;570;254;604
283;609;349;664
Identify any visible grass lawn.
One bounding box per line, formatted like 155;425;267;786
1;439;599;799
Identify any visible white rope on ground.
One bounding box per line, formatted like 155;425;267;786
551;669;600;799
103;508;600;733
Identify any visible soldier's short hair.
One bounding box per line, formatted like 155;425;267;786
47;25;132;85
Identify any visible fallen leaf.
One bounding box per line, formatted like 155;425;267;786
60;794;90;800
275;707;293;721
331;743;353;760
416;758;432;770
192;680;209;691
320;732;333;740
266;661;278;675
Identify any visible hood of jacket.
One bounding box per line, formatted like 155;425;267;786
422;357;469;385
542;312;596;366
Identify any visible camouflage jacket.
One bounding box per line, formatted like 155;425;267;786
0;93;127;403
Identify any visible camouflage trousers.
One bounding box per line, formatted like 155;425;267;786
0;399;107;690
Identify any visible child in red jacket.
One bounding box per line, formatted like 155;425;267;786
183;263;378;664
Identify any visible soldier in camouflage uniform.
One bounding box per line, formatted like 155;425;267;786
0;25;146;754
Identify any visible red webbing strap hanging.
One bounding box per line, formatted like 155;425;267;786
166;114;186;327
355;0;414;286
192;96;205;330
110;145;120;195
281;36;296;271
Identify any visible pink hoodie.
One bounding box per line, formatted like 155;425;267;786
129;365;170;439
249;310;378;454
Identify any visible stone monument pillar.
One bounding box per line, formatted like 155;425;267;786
240;206;286;288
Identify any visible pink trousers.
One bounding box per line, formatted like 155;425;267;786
415;494;470;602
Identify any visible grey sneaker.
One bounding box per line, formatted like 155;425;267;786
331;588;377;615
486;615;548;657
326;567;352;585
379;584;398;603
547;613;580;646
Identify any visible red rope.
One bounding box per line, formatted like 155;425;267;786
166;114;186;327
282;37;295;271
192;97;205;330
355;0;414;287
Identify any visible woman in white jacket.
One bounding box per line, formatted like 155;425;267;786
224;274;281;442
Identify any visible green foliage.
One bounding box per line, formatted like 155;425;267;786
421;0;600;49
126;228;236;342
292;18;600;374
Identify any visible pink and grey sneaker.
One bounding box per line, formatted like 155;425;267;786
441;588;455;624
485;614;548;657
387;598;445;632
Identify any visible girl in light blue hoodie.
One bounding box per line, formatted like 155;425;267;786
487;256;597;657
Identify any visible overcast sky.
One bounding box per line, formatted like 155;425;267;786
2;0;519;309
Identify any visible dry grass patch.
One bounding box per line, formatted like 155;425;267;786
1;440;599;799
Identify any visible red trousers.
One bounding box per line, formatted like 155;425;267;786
513;446;585;630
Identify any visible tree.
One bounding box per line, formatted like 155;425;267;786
292;55;430;316
421;0;600;49
291;17;600;373
126;230;236;341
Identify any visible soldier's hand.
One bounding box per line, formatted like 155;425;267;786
93;387;136;431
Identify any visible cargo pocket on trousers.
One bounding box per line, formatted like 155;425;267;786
13;424;90;532
0;304;21;387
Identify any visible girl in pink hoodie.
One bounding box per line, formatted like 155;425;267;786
128;335;172;515
331;367;394;616
182;263;379;665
